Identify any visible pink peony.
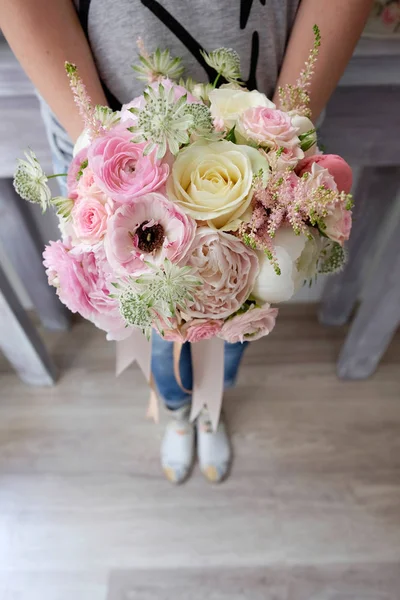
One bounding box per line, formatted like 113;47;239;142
43;241;126;337
296;154;352;194
237;106;299;147
183;227;259;320
324;205;352;245
88;124;169;202
105;192;196;275
43;239;93;317
181;319;223;343
220;303;278;343
67;147;89;199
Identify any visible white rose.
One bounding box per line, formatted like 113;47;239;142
73;128;91;157
251;227;320;303
209;86;275;129
290;114;317;157
166;140;269;231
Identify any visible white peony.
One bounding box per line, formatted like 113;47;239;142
209;85;275;129
251;227;321;304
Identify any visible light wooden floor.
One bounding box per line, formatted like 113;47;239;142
0;305;400;600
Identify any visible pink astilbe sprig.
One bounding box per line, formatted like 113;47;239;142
239;164;353;274
289;172;353;236
238;170;295;275
278;24;321;117
65;62;105;138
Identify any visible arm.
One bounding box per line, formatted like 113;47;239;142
273;0;375;121
0;0;108;141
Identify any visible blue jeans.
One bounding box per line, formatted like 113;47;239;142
151;335;248;410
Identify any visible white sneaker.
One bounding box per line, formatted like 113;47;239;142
196;409;232;483
161;405;195;484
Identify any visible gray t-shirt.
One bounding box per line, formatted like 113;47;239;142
44;0;300;163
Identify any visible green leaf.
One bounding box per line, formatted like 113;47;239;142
225;126;236;143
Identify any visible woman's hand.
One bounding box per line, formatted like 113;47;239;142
273;0;375;121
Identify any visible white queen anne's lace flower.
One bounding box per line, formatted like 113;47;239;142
13;150;52;212
133;47;184;83
93;105;121;129
115;260;201;337
200;47;242;83
128;83;194;158
118;288;153;338
135;260;201;318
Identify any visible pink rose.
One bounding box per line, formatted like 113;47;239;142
296;155;352;194
88;124;169;202
213;117;226;133
67;147;88;199
220;303;278;343
76;166;109;202
271;144;304;171
71;196;112;245
301;161;338;192
382;3;400;25
181;319;223;343
105;192;196;275
237;107;299;147
183;227;259;320
324;205;352;245
159;328;186;343
120;79;200;122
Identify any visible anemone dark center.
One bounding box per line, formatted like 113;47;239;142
136;220;165;253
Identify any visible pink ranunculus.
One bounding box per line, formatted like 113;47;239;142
43;241;126;337
183;227;259;320
220;303;278;343
181;318;223;343
71;196;112;245
105;192;196;275
324;205;352;246
296;154;353;194
120;78;200;123
238;106;299;147
67;147;89;199
88;124;169;202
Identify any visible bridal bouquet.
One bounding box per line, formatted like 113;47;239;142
14;26;353;346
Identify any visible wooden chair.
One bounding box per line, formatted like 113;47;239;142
318;40;400;378
0;38;68;385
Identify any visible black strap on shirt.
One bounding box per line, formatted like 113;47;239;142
77;0;122;111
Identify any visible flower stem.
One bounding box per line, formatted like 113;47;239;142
213;72;222;88
47;173;68;179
